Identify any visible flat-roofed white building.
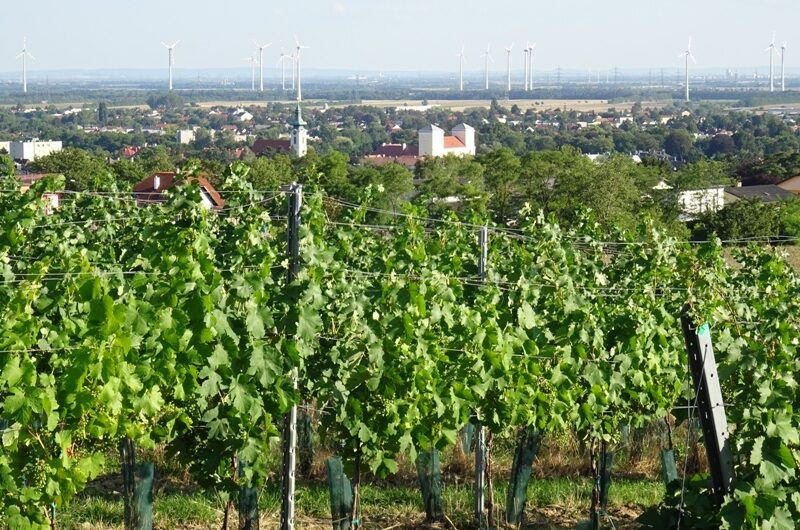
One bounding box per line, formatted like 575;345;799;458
9;139;63;162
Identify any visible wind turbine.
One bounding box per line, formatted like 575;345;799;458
456;46;467;91
161;41;179;91
294;35;309;101
765;33;778;92
505;43;514;92
480;44;494;90
781;41;788;92
679;38;695;102
245;55;258;91
523;46;529;91
16;37;35;94
277;48;290;91
254;41;272;92
527;42;536;90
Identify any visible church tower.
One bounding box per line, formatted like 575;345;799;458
289;103;308;157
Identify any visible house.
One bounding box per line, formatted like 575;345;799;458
132;172;225;209
122;146;142;159
370;143;419;158
176;129;196;144
9;139;63;163
677;187;725;221
724;185;795;204
14;173;60;212
777;175;800;195
231;109;254;122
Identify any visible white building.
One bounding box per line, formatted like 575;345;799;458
418;123;476;157
9;139;63;162
677;187;725;221
0;141;10;154
176;129;196;144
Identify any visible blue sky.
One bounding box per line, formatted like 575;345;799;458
1;0;797;73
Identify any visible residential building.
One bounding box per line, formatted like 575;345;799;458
176;129;196;145
777;175;800;195
724;185;795;204
132;172;225;209
677;187;725;221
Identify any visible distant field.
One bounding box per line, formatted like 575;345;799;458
181;98;670;113
360;99;670;113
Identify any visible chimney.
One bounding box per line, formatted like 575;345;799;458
153;175;161;190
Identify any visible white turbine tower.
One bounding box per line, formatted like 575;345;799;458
527;42;536;90
294;35;309;101
781;41;788;92
290;51;297;91
505;43;514;92
245;55;258;91
765;33;778;92
277;48;290;91
254;41;272;92
456;46;467;91
523;46;529;91
162;41;179;91
480;44;494;90
679;38;695;102
16;37;35;94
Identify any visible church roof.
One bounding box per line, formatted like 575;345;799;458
418;124;444;134
443;136;465;149
288;103;306;127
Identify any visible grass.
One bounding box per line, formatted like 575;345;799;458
53;425;705;528
57;476;664;530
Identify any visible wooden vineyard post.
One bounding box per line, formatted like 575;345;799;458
280;183;303;530
474;226;488;529
119;438;154;530
680;305;733;505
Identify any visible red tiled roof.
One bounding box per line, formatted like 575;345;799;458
363;155;419;168
122;146;142;158
443;136;465;149
251;138;291;155
370;143;419;157
18;173;50;189
133;172;225;209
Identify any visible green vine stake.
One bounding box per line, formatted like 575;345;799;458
415;448;444;522
505;428;541;526
237;459;259;530
325;457;353;530
119;439;154;530
298;411;314;477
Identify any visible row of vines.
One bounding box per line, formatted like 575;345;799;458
1;163;799;529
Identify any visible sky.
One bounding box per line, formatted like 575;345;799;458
1;0;798;75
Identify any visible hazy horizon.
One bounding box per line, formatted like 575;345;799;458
2;0;798;75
